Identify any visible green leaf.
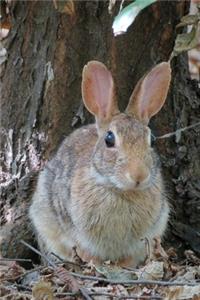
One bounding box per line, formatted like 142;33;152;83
176;14;199;28
112;0;157;36
173;25;199;55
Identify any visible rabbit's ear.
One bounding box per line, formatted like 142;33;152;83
126;62;171;124
82;61;119;124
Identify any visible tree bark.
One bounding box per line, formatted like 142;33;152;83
0;0;199;259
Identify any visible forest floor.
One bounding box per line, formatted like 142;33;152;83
0;238;200;300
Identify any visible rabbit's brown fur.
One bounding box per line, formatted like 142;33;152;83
29;61;171;267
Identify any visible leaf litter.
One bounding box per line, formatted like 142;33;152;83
0;238;200;300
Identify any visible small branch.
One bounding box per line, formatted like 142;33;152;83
89;292;162;300
80;288;93;300
50;251;64;261
156;122;200;140
72;245;85;265
20;240;55;267
21;240;199;288
20;240;92;300
67;271;199;287
0;258;32;263
13;284;32;292
55;291;162;299
55;292;78;297
51;251;83;268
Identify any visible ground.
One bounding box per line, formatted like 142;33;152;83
0;238;200;300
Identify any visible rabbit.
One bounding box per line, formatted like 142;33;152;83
29;60;171;267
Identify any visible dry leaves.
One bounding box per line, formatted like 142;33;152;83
0;260;25;281
137;261;164;281
32;281;53;300
0;247;200;300
171;1;200;83
1;244;200;300
164;285;200;300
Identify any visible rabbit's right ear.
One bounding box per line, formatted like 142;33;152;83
82;61;119;125
126;62;171;125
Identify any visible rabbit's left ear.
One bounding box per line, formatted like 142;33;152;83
82;61;119;125
126;62;171;124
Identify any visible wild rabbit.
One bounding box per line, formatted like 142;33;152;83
29;61;171;267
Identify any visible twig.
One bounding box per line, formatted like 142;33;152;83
0;258;32;263
12;284;32;292
20;240;56;267
72;245;85;265
51;251;84;268
156;122;200;140
20;240;92;300
80;288;94;300
89;293;162;300
20;240;199;288
55;292;78;297
55;291;162;299
67;271;199;287
50;252;64;262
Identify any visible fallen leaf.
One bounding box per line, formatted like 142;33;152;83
55;266;79;292
21;270;41;286
137;261;164;280
0;261;25;281
164;286;183;300
153;237;169;260
95;265;138;281
0;284;32;299
184;250;200;265
174;265;200;283
32;281;53;300
164;285;200;300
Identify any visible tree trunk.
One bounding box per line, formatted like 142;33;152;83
1;0;199;259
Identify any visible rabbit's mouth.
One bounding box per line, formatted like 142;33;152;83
109;173;152;191
90;164;152;191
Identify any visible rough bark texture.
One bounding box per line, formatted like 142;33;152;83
0;0;199;259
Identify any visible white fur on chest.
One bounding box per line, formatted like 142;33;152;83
70;181;158;261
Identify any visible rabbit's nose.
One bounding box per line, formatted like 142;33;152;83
135;171;149;185
129;161;149;186
135;173;150;187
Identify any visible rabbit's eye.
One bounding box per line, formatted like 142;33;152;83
105;131;115;147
